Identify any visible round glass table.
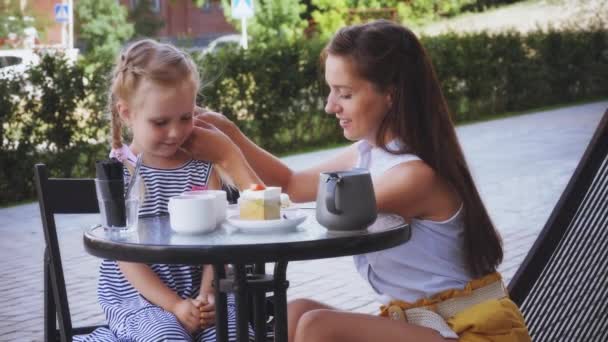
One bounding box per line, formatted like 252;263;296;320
84;209;410;342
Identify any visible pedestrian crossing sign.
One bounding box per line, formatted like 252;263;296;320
231;0;254;19
54;3;70;23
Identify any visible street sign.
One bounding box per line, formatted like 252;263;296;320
54;3;70;23
231;0;254;19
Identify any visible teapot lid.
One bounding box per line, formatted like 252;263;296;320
322;168;370;177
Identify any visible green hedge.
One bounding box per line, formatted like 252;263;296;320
1;28;607;205
196;38;342;154
0;53;110;204
429;29;608;120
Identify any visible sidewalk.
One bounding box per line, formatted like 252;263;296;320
0;100;606;341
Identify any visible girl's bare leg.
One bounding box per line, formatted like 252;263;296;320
287;298;334;342
293;308;452;342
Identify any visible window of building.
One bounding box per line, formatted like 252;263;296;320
201;0;220;12
150;0;161;13
129;0;161;13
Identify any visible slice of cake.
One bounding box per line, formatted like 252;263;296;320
239;184;281;220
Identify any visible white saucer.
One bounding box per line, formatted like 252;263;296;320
224;210;307;234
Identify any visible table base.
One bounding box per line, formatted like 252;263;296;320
214;262;289;342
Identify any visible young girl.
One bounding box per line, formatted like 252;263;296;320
81;39;258;342
187;20;531;342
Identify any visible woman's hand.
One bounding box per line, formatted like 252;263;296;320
193;107;239;140
195;292;216;329
172;298;202;334
182;110;263;189
181;119;241;169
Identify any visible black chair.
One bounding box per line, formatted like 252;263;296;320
508;109;608;341
34;164;107;342
36;164;274;341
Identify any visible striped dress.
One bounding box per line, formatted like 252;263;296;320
77;159;251;342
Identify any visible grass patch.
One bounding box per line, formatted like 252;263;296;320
1;198;35;209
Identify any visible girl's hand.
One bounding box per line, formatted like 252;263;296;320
172;298;202;334
195;292;216;329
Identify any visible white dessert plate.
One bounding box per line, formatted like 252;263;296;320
224;210;307;234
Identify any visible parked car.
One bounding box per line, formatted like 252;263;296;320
205;34;242;53
0;49;40;80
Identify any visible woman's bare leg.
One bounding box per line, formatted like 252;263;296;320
294;308;452;342
287;298;334;342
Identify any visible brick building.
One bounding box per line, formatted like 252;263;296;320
23;0;236;47
119;0;236;46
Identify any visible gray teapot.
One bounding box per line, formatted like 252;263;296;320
316;169;377;231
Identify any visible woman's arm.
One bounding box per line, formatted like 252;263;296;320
181;122;262;191
192;110;358;202
373;161;461;221
190;110;460;218
207;169;221;190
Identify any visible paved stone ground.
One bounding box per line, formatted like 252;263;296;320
0;100;605;341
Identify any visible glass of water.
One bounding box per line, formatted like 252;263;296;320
125;197;139;232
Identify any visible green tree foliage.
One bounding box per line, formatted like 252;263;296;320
129;0;165;38
310;0;520;38
310;0;415;39
220;0;308;45
216;0;504;43
75;0;134;66
310;0;348;41
400;0;478;26
0;52;108;203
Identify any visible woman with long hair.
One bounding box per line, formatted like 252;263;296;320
185;19;530;342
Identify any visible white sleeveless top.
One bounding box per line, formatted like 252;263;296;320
353;140;471;303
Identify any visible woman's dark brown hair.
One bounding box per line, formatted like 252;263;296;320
323;19;502;277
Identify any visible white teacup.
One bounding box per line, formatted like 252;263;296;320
182;190;228;225
168;194;217;234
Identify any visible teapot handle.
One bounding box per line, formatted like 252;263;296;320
325;173;342;214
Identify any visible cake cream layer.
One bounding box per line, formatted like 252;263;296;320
241;186;281;200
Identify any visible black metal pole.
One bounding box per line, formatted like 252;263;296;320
252;263;267;342
273;261;289;342
214;264;228;342
233;264;250;342
44;248;56;342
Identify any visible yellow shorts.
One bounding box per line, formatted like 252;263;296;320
380;273;531;341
